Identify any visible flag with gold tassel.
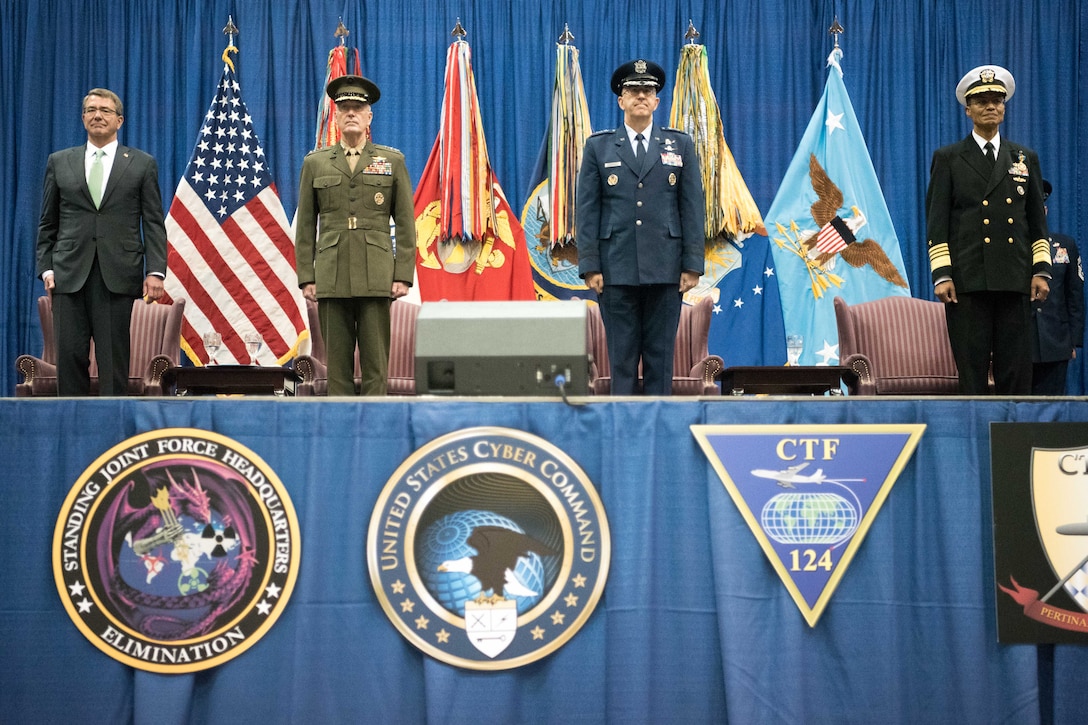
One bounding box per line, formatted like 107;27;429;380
669;38;765;250
521;28;595;301
414;29;536;301
669;27;785;368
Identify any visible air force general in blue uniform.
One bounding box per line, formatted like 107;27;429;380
577;60;705;395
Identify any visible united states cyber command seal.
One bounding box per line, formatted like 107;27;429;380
368;427;610;670
52;428;301;673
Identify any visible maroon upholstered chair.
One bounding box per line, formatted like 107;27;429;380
833;295;961;395
584;295;724;395
294;298;419;395
15;296;185;396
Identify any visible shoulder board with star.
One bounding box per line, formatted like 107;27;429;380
589;129;614;138
372;143;405;158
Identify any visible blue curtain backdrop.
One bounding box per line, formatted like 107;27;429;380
4;0;1088;394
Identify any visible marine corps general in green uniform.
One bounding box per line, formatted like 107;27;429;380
295;75;416;395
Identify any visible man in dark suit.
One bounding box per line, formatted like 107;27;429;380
576;59;705;395
926;65;1051;394
1031;180;1084;394
36;88;167;396
295;75;415;395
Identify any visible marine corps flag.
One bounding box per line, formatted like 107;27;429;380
414;36;535;301
764;47;909;366
668;37;782;366
521;32;594;301
163;37;307;365
313;26;364;150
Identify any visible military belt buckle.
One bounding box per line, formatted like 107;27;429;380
347;216;358;230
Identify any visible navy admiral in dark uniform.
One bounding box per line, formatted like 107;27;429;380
926;65;1051;394
576;59;705;395
295;75;416;395
1031;179;1084;394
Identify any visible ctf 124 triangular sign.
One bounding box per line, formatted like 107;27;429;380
691;424;925;626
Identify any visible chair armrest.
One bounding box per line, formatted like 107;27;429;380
690;355;726;394
141;354;175;396
15;355;58;397
840;353;875;395
294;354;326;384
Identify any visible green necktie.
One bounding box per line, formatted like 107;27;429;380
89;149;104;208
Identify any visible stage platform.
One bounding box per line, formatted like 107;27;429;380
3;395;1088;723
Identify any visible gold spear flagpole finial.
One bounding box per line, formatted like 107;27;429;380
829;17;844;49
335;17;350;46
222;15;239;71
451;18;467;39
685;19;700;45
559;23;575;45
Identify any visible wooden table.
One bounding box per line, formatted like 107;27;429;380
718;366;855;396
163;365;302;396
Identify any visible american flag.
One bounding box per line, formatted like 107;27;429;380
163;58;306;366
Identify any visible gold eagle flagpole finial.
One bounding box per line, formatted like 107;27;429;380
335;17;349;46
685;19;700;45
222;16;239;71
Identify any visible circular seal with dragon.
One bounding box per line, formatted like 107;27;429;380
52;428;300;673
368;426;610;670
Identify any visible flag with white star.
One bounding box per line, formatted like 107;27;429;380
763;48;910;366
163;52;307;366
705;237;786;367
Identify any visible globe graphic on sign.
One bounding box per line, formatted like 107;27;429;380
418;510;548;616
760;492;859;546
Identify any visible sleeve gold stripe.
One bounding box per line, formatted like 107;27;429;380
1032;238;1052;266
928;242;951;271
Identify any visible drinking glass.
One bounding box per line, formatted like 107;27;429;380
786;335;803;366
243;331;263;366
202;330;222;366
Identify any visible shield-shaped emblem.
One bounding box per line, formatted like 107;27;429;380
464;599;518;658
1032;446;1088;611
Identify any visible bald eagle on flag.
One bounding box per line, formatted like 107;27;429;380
804;155;908;288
